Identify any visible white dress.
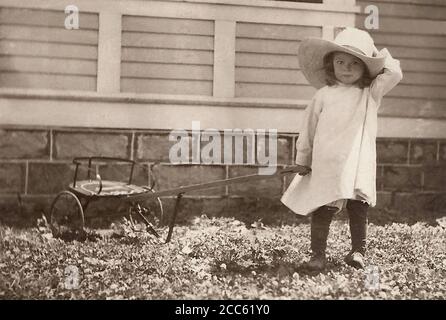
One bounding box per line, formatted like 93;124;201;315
281;49;403;216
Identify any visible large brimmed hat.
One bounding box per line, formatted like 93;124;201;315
298;27;385;89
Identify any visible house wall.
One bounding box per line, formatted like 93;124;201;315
356;0;446;119
0;0;445;226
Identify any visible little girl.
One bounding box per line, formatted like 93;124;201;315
281;28;403;270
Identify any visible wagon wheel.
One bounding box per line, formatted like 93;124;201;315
50;191;86;241
128;190;164;238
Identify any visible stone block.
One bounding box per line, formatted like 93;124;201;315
393;192;446;215
135;131;291;167
151;164;226;196
277;137;292;165
137;131;233;165
54;131;131;160
0;163;25;194
440;142;446;162
255;134;291;165
227;166;283;198
28;163;75;194
136;133;177;162
0;129;49;159
423;165;446;191
377;139;409;164
200;131;227;165
221;130;257;165
97;162;149;187
376;165;384;191
375;191;393;209
383;165;422;191
410;140;437;164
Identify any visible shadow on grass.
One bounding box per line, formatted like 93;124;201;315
210;256;350;279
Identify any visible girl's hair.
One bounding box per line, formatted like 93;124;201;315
323;51;373;88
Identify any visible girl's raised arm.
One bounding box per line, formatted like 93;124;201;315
370;48;403;105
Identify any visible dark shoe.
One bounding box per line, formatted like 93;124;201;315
305;206;333;272
344;251;365;269
304;254;327;271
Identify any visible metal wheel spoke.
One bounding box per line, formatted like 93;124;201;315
50;191;85;240
128;191;163;238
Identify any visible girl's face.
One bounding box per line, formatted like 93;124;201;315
332;52;365;85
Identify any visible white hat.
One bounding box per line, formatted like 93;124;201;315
298;28;385;89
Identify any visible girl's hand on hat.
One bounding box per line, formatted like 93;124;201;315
379;48;390;57
372;44;380;57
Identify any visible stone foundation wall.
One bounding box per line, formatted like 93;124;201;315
1;126;445;227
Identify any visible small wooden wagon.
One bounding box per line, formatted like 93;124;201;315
49;156;305;242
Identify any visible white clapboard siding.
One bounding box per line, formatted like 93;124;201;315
0;56;97;76
0;7;98;91
0;72;96;90
380;98;446;118
121;62;213;80
236;83;316;100
236;23;321;41
121;78;212;95
367;0;446;8
401;72;446;87
122;32;214;50
235;68;308;85
362;1;446;20
0;7;98;29
399;58;446;73
391;85;446;100
357;0;446;113
236;38;301;55
376;17;446;36
382;45;446;61
236;53;300;69
370;32;446;49
121;15;214;96
122;16;214;35
235;22;321;99
0;40;97;60
0;25;98;45
121;47;213;65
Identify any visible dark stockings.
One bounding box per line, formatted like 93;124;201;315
310;206;335;256
347;199;368;254
310;200;369;256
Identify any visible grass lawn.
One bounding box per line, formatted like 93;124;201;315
0;216;445;299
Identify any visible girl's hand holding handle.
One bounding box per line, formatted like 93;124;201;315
297;165;312;176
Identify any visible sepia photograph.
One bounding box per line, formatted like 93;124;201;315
0;0;445;306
